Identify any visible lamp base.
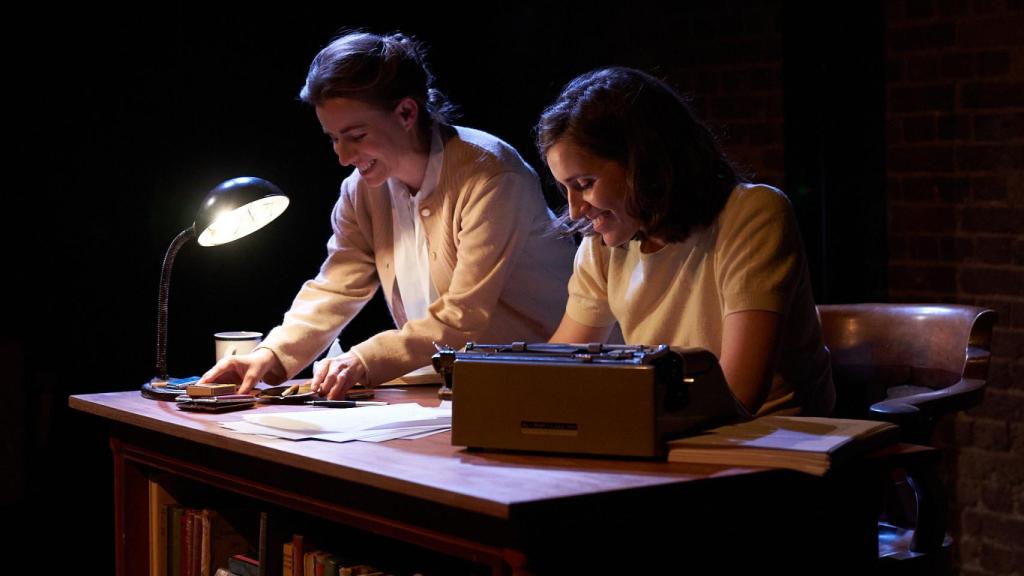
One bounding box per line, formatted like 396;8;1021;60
141;375;201;401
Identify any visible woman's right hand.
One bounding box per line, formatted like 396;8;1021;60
198;347;282;394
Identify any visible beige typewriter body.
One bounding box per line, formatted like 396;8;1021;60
436;343;748;458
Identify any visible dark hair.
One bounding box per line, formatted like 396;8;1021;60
536;67;740;243
300;31;456;136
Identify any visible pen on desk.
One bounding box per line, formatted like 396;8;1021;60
305;400;389;408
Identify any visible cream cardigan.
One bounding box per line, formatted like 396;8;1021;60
260;126;576;386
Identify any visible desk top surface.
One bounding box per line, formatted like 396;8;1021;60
71;385;764;519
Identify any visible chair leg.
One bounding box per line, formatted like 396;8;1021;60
906;462;947;554
876;462;953;575
882;469;918;527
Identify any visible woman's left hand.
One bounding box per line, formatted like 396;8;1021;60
311;351;367;399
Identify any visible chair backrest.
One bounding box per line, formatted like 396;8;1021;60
818;303;996;441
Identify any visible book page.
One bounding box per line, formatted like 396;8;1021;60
669;416;897;454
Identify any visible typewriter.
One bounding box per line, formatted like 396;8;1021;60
432;342;749;458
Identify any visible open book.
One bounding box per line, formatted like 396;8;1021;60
667;416;899;476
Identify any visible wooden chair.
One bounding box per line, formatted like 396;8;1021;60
817;303;996;574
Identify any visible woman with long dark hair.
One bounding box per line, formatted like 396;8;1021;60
537;67;834;416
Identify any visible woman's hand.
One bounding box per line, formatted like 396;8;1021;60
199;347;282;394
311;351;367;399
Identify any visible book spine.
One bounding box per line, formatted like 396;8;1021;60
180;509;193;576
169;506;183;576
257;511;268;576
200;510;211;576
282;541;293;576
303;550;315;576
191;509;203;576
291;534;304;576
149;480;174;576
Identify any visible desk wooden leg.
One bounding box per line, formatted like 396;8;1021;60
110;437;148;576
111;437;125;576
503;548;530;575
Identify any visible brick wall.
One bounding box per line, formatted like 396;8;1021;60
886;1;1024;574
662;3;1021;571
664;2;786;188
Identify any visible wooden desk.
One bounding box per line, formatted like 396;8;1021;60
71;386;929;575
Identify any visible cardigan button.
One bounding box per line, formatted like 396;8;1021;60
420;208;431;217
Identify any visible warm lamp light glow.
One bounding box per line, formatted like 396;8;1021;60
198;195;290;246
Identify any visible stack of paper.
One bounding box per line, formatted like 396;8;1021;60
219;402;451;443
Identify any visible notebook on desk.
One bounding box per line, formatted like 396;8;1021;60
667;416;900;475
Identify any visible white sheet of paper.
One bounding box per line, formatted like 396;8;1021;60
219;420;314;440
310;424;444;442
359;424;451;441
220;402;451;442
243;403;428;433
362;416;452;431
397;426;452;440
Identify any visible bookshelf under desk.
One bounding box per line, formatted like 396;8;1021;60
70;385;936;575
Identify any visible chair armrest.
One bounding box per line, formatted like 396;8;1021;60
964;345;992;380
870;377;985;439
872;377;985;416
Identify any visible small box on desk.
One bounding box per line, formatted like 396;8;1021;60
436;343;748;458
186;383;238;397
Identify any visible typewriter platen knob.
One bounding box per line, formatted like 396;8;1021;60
431;347;456;401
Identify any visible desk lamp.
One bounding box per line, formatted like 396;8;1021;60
141;176;289;400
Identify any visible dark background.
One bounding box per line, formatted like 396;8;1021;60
9;3;1020;573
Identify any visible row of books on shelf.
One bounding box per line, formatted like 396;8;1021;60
150;480;422;576
282;535;394;576
150;494;259;576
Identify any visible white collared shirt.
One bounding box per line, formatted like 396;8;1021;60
388;127;443;323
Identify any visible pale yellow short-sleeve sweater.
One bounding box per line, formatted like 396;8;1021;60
566;184;835;416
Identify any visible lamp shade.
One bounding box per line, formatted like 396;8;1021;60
194;176;290;246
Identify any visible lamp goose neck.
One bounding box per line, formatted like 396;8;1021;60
155;226;197;380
